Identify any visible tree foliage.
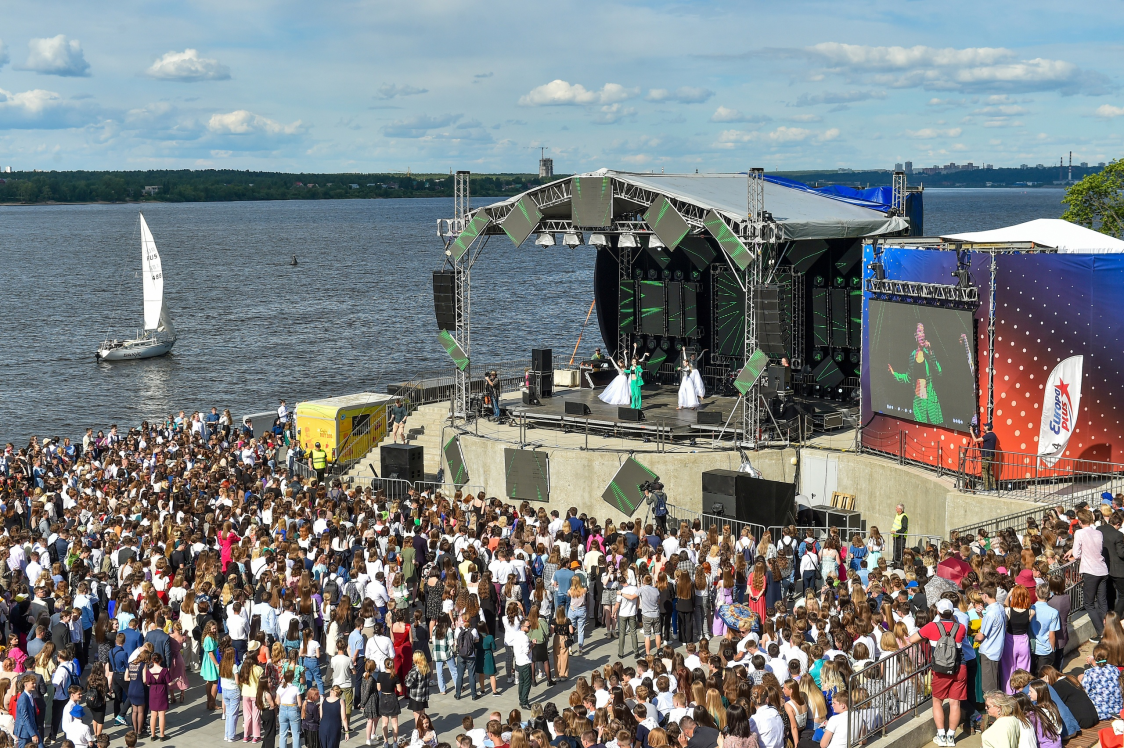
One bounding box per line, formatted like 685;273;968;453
1062;158;1124;238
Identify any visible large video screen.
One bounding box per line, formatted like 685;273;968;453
867;300;976;432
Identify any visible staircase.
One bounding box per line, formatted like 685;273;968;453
344;403;450;482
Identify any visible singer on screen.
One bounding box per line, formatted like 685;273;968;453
888;322;944;425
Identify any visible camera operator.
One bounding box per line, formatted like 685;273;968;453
644;481;668;533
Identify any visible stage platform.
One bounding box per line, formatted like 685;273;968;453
506;385;857;442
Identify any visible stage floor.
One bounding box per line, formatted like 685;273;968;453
507;386;857;440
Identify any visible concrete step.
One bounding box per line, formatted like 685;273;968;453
344;406;448;481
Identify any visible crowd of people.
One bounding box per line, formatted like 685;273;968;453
0;410;1114;748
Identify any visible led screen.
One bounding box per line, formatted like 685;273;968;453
867;300;976;432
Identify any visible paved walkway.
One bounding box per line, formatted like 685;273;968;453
80;625;625;748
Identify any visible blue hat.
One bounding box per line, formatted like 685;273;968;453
907;581;918;588
70;703;85;719
1103;492;1114;504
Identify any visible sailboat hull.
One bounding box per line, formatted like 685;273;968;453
96;337;175;361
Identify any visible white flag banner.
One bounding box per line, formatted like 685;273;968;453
1037;355;1083;467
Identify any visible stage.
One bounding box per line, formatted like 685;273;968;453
506;384;857;442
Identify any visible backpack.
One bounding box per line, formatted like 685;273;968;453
531;555;545;579
84;684;105;710
931;620;962;675
323;577;340;605
456;628;475;658
343;580;361;608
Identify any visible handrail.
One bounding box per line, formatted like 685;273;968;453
847;639;931;748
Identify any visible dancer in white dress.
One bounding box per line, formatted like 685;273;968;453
677;355;700;410
598;357;633;406
688;348;708;398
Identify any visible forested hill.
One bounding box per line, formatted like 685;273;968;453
0;170;555;204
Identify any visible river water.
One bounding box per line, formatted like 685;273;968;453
0;188;1067;443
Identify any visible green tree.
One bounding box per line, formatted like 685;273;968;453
1062;158;1124;237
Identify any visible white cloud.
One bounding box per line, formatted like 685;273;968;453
593;104;636;124
906;127;963;139
124;102;205;140
21;35;90;77
146;49;230;82
709;106;770;123
716;126;816;146
804;42;1108;94
519;80;637;106
0;86;100;128
376;83;428;100
972;105;1027;116
646;86;713;104
1096;104;1124;119
381;113;461;138
207;110;304;136
818;128;840;142
792;89;885;106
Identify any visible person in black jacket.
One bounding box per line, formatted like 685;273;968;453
1098;510;1124;615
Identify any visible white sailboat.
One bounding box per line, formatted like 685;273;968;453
96;213;177;361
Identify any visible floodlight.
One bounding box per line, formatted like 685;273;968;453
535;233;556;247
563;232;582;247
618;232;639;248
648;234;666;250
589;233;609;247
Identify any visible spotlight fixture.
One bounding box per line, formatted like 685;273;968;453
813;275;825;287
649;234;666;250
660;339;670;351
634;268;644;280
868;261;886;280
535;233;556;247
673;270;684;281
562;232;582;247
813;350;824;363
647;337;657;349
850;276;861;288
690;270;701;280
589;233;608;247
662;269;671;280
833;276;845;288
618;232;639;248
849;350;860;364
833;350;844;363
647;268;658;280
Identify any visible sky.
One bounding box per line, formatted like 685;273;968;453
2;0;1123;174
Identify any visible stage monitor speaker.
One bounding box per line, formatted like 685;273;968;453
701;469;797;528
618;407;644;422
432;271;457;331
810;357;845;389
830;288;849;347
381;444;423;483
565;401;591;416
697;410;723;425
532;348;553;372
812;288;830;347
753;284;786;356
522;390;540;405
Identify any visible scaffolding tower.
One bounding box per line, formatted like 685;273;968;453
452;170;471;420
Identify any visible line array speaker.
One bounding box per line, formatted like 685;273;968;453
432;270;457;331
753;284;785;356
532;348;552;372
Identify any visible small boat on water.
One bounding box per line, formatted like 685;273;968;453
96;213;177;362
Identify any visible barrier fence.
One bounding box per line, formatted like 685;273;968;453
665;504;766;549
847;639;932;748
956;445;1124;502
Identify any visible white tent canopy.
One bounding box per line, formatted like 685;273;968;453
942;218;1124;253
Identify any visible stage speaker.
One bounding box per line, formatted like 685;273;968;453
522;390;540;405
381;444;423;483
432;271;457;331
753;285;786;356
532;348;553;372
565;401;591;416
618;407;645;422
761;364;792;396
534;371;553;398
701;469;797;528
811;507;866;534
697;410;723;425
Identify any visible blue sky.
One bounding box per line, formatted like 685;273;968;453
2;0;1122;173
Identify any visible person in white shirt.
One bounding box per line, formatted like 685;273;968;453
819;690;850;748
751;689;787;748
365;624;394;673
508;617;533;709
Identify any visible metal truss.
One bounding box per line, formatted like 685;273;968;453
864;277;979;305
776;266;805;367
452;170;471;421
617;243;632;361
744;168;766;448
892;171;906;215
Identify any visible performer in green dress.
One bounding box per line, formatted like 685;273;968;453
628;357;644;409
888;322;944;425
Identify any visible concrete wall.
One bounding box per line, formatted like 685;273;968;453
802;447;1040;538
456;434;796;526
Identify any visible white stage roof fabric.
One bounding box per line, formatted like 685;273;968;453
479;169;909;242
942;218;1124;253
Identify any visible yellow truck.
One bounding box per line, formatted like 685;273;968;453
295;392;392;465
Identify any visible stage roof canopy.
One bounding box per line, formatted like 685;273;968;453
942;219;1124;253
471;169;909;244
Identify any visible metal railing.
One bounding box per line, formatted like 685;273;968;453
949;497;1089;542
664;504;766;548
344;473;487;501
847;639;931;748
386;359;529;412
956;446;1124;502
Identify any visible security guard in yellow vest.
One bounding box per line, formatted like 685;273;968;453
309;441;329;482
891;503;908;562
